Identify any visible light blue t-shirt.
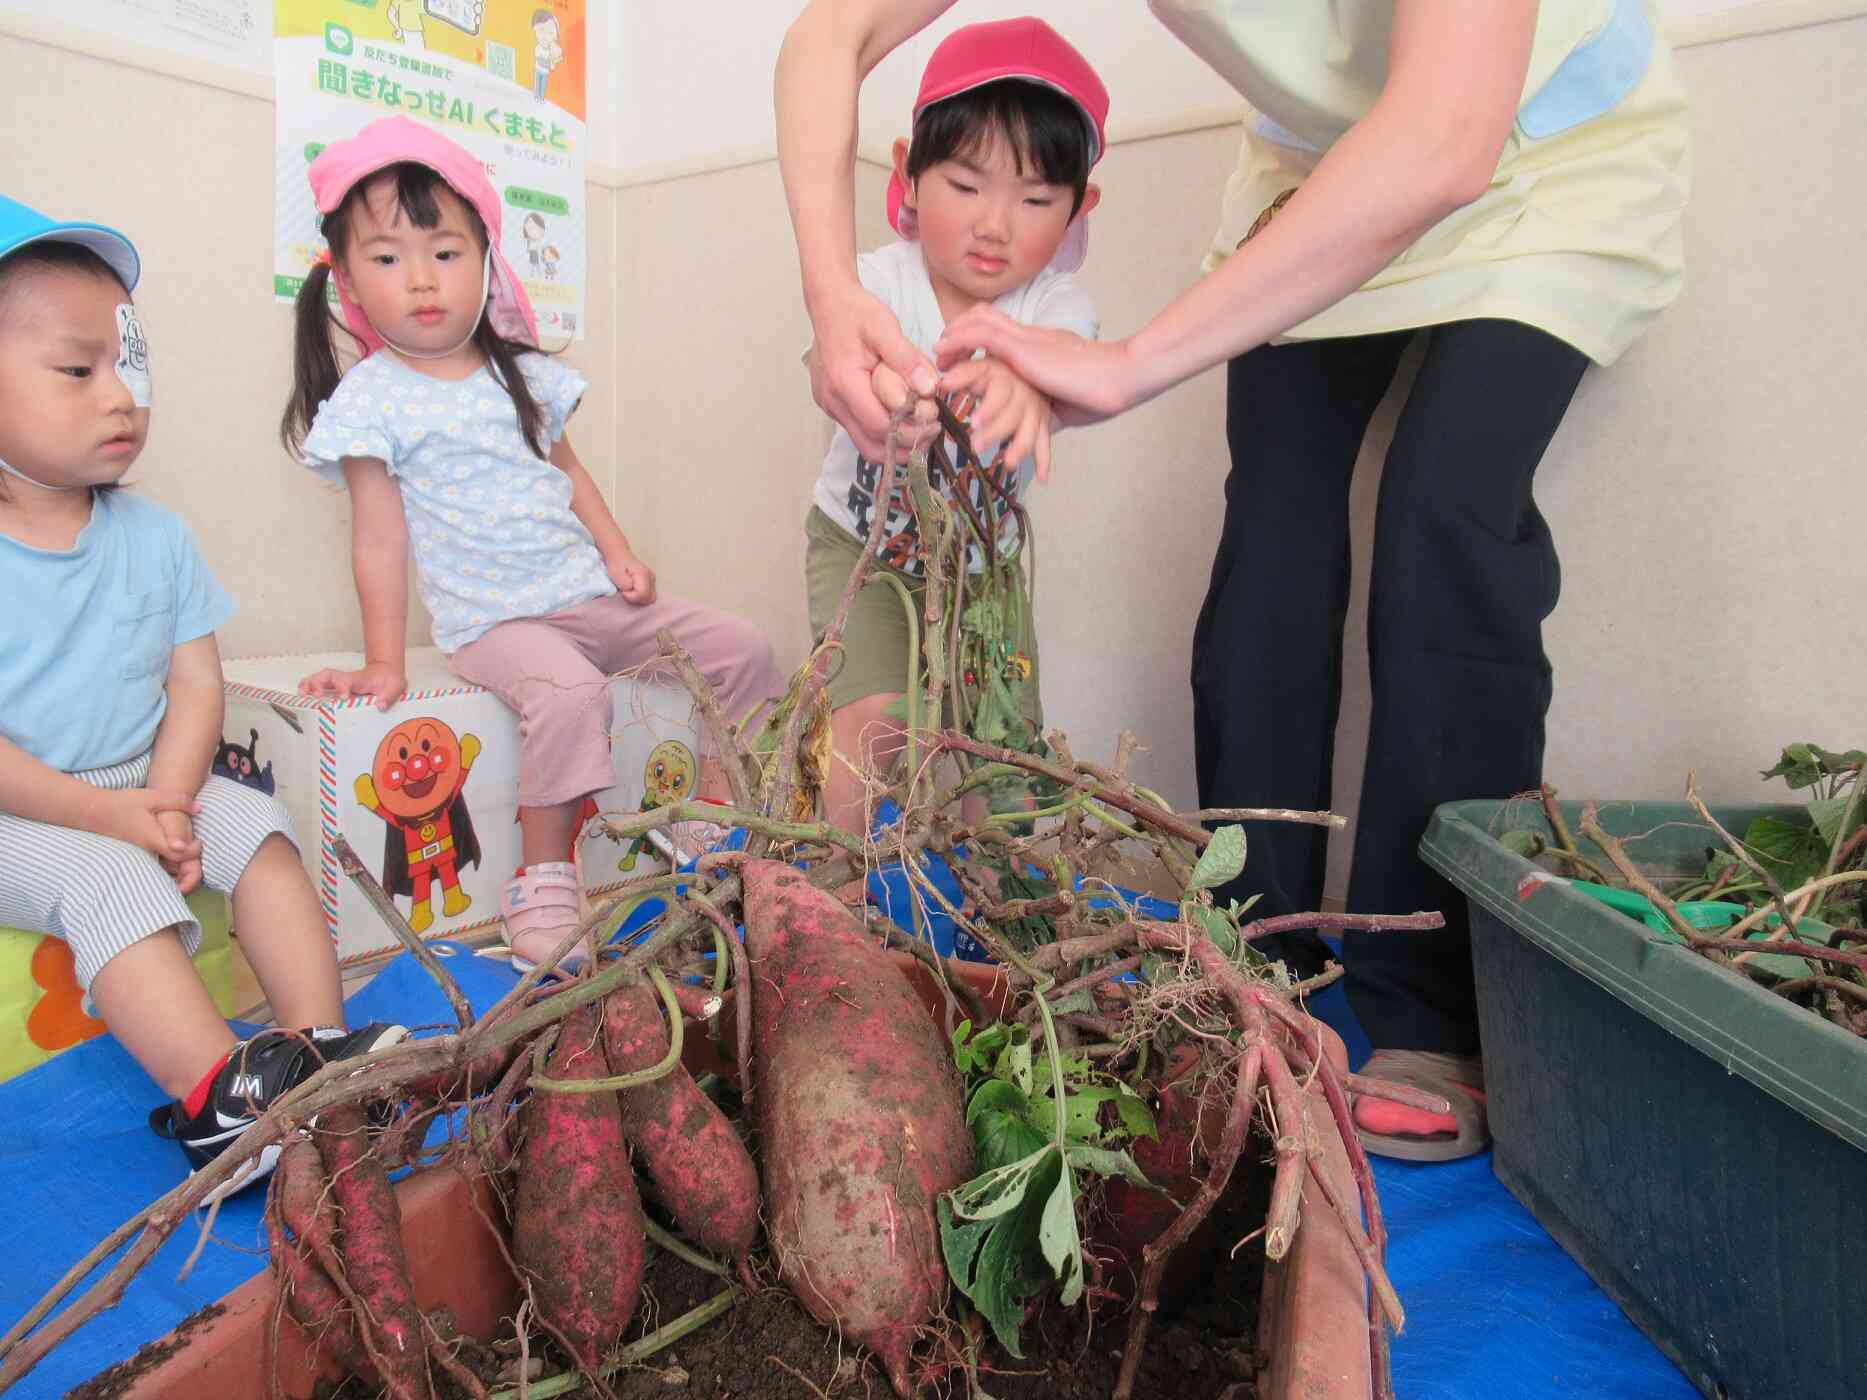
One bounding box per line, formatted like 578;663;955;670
301;350;615;653
0;490;234;773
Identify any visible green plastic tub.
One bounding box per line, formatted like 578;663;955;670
1421;799;1867;1400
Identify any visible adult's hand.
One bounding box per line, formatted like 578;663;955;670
807;280;941;460
936;305;1152;430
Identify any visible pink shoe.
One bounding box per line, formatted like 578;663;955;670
501;861;589;974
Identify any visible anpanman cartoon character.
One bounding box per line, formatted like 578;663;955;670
355;717;483;932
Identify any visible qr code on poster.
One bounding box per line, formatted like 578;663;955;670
560;312;576;334
484;39;516;83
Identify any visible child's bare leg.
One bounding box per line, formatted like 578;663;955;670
231;833;344;1030
88;931;238;1099
519;798;582;868
826;692;907;836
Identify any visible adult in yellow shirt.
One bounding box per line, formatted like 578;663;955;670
777;0;1688;1161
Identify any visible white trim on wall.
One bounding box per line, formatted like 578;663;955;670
3;1;1863;190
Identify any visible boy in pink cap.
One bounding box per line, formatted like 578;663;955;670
281;117;782;972
803;17;1107;837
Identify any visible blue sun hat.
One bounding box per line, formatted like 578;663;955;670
0;193;140;289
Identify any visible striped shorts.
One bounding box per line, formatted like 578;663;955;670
0;752;295;990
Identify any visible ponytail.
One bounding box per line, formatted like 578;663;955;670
477;320;551;461
279;259;345;458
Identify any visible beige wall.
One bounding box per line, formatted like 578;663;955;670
3;16;1863;903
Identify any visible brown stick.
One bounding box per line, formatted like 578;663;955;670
334;834;473;1031
1577;803;1707;946
1685;771;1799;960
935;731;1215;849
1242;910;1447;943
656;628;759;810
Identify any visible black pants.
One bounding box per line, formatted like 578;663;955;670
1192;320;1589;1053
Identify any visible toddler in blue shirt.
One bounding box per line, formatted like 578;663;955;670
0;195;401;1200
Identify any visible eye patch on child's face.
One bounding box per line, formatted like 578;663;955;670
115;304;150;407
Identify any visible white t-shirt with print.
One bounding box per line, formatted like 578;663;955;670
812;239;1098;577
301;351;614;653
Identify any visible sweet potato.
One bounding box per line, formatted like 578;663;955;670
600;981;760;1267
313;1103;433;1400
267;1137;377;1385
742;859;975;1396
512;1001;646;1374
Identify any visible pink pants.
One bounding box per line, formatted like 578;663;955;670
448;591;782;809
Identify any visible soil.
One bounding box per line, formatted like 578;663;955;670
387;1135;1276;1400
68;1302;227;1400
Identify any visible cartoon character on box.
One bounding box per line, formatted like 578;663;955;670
213;728;276;795
354;718;484;932
617;739;697;872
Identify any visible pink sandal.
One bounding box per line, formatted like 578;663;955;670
500;861;590;974
1351;1049;1489;1162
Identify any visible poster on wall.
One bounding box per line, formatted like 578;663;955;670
273;0;587;340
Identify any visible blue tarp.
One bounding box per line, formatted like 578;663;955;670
0;937;1698;1399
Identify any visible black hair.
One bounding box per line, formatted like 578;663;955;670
904;80;1095;219
280;162;550;460
0;241;129;321
0;242;134;503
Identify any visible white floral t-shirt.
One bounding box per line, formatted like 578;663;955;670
302;351;613;653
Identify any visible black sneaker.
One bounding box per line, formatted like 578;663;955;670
151;1022;408;1200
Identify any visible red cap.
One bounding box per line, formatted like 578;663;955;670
886;18;1109;274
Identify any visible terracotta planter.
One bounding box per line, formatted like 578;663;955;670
86;955;1372;1400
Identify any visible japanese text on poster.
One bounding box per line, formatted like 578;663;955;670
274;0;586;340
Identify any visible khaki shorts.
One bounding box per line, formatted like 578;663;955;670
803;506;1043;735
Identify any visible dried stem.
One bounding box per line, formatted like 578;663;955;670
656;628;759;810
334;834;473;1030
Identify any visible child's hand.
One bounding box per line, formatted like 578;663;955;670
90;787;203;865
868;361;941;462
938;355;1056;483
155;811;203;894
609;554;657;605
300;663;408;712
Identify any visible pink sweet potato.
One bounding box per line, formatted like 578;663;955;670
512;1001;646;1374
742;859;975;1397
313;1104;433;1400
601;981;760;1267
268;1137;378;1385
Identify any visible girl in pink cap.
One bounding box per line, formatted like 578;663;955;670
280;117;782;972
802;17;1107;838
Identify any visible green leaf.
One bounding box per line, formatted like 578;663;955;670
1762;744;1825;790
1499;829;1545;858
948;1146;1055;1223
962;1150;1061;1356
1189;903;1239;957
1741;814;1826;891
1048;988;1095;1017
938;1195;992;1290
1111;1087;1157;1143
1038;1161;1084;1307
1188;824;1247;893
971;1081;1049;1173
967;1077;1026;1125
1066;1143;1157;1188
1004;1034;1034;1096
1808;796;1848;849
1809;746;1866;772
